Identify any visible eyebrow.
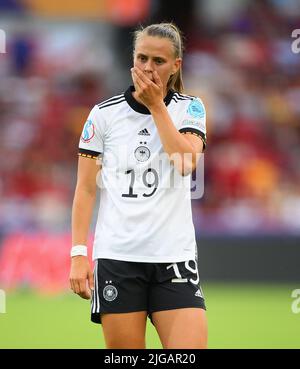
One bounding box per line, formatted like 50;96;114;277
137;53;167;61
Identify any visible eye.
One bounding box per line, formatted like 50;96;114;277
138;55;147;62
155;59;164;65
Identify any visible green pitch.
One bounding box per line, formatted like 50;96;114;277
0;283;299;349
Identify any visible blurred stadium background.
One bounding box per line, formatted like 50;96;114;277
0;0;300;348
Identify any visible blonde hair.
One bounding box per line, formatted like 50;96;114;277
133;23;184;93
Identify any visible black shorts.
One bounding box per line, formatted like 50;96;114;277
91;258;206;324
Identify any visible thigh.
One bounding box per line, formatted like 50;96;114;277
149;260;206;316
102;311;148;349
149;260;207;348
91;259;148;324
152;308;208;349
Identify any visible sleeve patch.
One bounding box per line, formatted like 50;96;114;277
80;119;95;143
187;99;205;119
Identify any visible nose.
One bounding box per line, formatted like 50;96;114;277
144;59;154;72
143;62;154;80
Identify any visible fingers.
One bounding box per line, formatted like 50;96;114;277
132;67;151;84
70;277;92;299
131;67;154;88
74;281;91;299
130;67;163;107
133;67;162;88
153;70;163;88
131;68;147;91
69;257;93;299
132;73;143;90
78;289;91;300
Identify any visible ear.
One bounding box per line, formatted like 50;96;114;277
172;58;182;75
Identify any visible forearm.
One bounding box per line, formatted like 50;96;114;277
149;102;199;174
72;187;97;246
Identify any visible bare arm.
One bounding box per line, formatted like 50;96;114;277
72;156;100;245
70;156;101;299
149;102;204;175
131;67;204;175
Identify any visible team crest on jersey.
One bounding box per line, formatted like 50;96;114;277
187;99;205;119
103;284;118;301
134;146;151;162
81;119;95;143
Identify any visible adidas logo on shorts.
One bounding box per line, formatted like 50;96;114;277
195;289;203;298
138;128;150;136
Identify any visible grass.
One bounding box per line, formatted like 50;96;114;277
0;283;299;349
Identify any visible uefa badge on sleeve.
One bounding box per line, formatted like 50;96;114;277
187;99;205;119
81;119;95;143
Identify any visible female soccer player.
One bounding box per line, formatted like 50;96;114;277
70;23;208;349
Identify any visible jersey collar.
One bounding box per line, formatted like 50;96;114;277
124;85;174;115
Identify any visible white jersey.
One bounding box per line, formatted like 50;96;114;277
78;86;207;263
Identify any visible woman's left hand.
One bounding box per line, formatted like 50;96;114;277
131;67;164;109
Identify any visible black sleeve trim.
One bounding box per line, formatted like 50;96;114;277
179;127;207;150
78;148;101;159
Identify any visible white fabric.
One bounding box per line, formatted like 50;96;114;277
71;245;88;257
79;88;206;263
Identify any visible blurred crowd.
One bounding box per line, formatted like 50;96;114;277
186;0;300;234
0;0;300;238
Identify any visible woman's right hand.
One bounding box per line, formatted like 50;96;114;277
69;256;94;300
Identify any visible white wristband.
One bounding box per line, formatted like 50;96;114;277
71;245;87;257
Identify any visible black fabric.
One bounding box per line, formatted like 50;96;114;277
179;127;206;139
78;148;101;158
124;85;174;115
97;98;125;110
91;258;206;325
97;94;125;108
78;148;101;156
179;128;207;150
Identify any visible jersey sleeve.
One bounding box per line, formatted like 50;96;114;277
78;105;105;159
178;97;207;151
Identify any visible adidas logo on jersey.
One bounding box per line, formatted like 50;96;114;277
195;289;203;298
138;128;150;136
